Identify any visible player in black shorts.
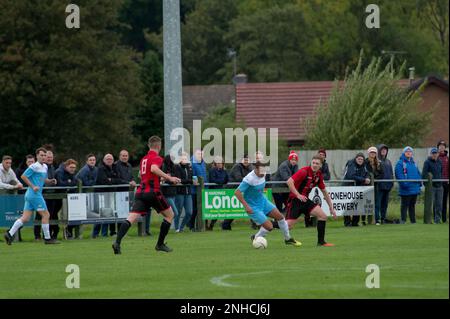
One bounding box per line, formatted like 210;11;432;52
286;155;337;247
112;136;181;254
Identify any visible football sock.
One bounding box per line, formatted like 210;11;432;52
42;223;51;240
255;226;270;238
277;218;291;240
317;220;326;244
8;219;24;237
116;220;131;245
157;219;171;246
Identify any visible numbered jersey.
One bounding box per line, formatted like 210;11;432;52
137;150;163;194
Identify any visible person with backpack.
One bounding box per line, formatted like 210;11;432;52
395;146;422;224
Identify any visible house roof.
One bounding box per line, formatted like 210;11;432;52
183;85;235;130
409;75;449;91
235;79;413;143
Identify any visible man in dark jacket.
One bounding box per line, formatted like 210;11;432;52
437;140;448;223
114;150;136;188
93;154;129;238
271;151;299;213
422;147;443;223
221;154;254;230
376;144;394;224
207;156;229;230
343;153;370;226
318;149;331;181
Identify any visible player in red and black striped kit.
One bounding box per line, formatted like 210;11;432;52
112;136;181;254
286;155;337;247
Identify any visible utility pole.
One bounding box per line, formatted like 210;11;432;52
381;50;407;76
163;0;183;154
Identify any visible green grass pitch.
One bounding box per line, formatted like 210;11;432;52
1;216;448;299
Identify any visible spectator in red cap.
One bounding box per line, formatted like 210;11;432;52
437;140;448;223
271;151;299;216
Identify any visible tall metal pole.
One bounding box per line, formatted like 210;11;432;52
163;0;183;154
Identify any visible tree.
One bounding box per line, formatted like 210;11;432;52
0;0;144;161
181;0;239;85
133;50;164;157
303;54;432;149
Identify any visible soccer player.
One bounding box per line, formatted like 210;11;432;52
285;155;337;247
112;136;181;254
234;162;302;247
3;147;60;245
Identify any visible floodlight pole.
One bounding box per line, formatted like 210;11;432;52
163;0;183;154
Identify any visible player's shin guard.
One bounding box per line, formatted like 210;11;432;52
116;220;131;245
157;219;171;246
255;226;270;238
8;219;24;237
277;218;291;240
317;220;326;244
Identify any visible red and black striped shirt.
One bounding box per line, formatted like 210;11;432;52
136;150;163;194
288;166;326;199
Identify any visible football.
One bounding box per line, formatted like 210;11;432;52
252;236;268;249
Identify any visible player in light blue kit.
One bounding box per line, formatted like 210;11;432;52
4;147;60;245
234;162;301;246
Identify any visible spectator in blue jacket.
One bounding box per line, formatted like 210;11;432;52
376;144;394;224
207;156;229;230
188;149;208;231
75;154;98;187
395;146;422;224
422;147;443;223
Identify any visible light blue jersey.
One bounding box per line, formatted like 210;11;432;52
23;162;48;211
23;162;47;198
237;171;275;225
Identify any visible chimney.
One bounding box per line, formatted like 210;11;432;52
409;67;415;86
233;73;248;85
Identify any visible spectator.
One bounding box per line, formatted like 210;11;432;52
75;154;98;187
114;150;137;188
113;150;137;232
422;148;443;224
43;150;62;240
93;153;128;238
160;154;180;235
174;152;194;232
376;144;394;224
318;149;331;181
365;146;384;225
207;156;229;231
188;149;208;231
437;140;448;223
395;146;422;224
271;151;299;214
0;155;23;191
343;152;370;226
55;159;79;238
221;154;254;230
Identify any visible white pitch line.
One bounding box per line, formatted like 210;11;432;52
210;271;274;288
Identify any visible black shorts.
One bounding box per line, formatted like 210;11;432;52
285;197;318;220
131;191;170;215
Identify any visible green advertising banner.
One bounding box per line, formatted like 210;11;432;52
202;188;273;220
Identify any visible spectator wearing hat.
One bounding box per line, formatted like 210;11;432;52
395;146;422;224
376;144;394;224
221;154;254;230
207;156;229;230
422;147;443;223
365;146;384;225
343;152;370;226
318;149;331;181
437;140;448;223
271;151;299;215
